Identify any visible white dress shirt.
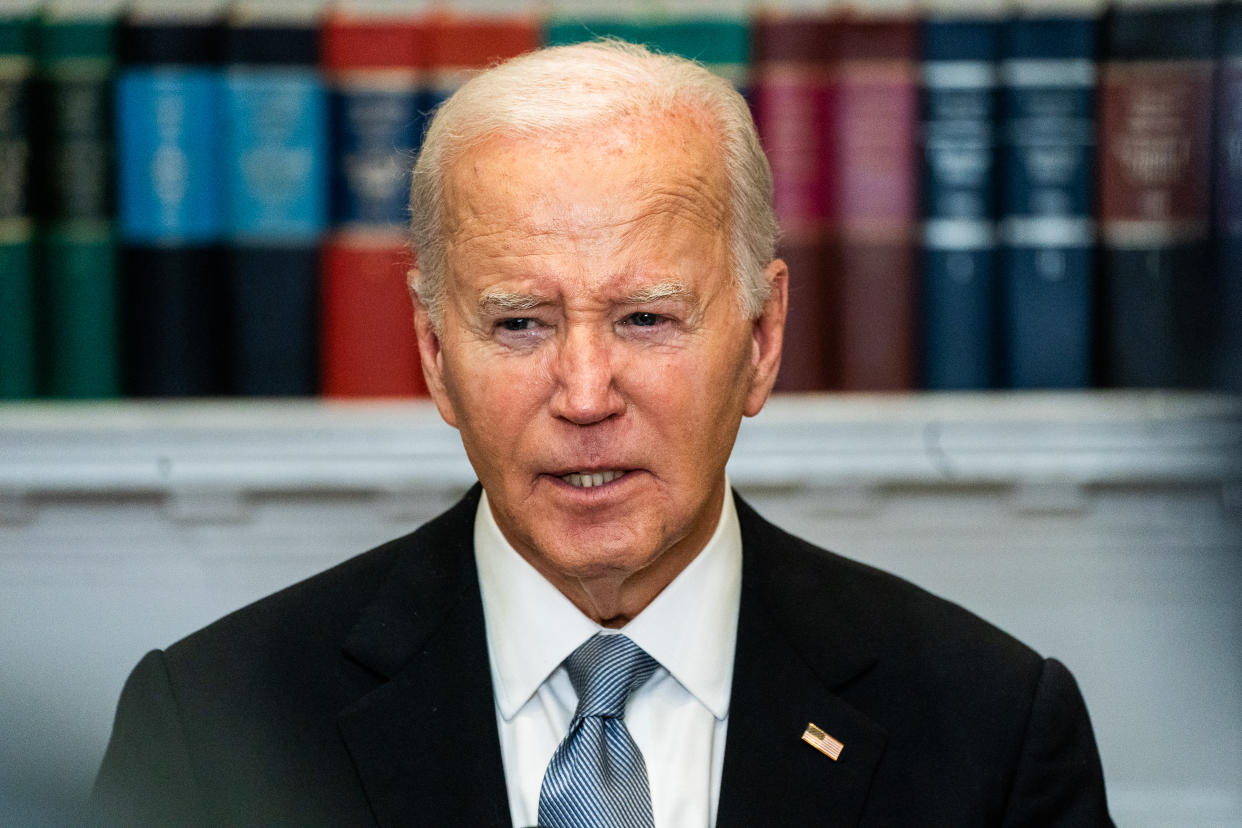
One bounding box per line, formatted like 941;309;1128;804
474;486;742;828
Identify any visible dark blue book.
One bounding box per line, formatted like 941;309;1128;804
116;7;227;396
920;12;1004;389
1000;10;1099;389
1214;0;1242;391
1097;2;1216;387
222;3;327;396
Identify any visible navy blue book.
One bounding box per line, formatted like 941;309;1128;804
1097;2;1216;387
920;10;1004;389
1214;1;1242;391
222;3;327;396
116;7;226;396
1000;8;1099;388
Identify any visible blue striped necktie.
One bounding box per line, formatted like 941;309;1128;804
537;633;659;828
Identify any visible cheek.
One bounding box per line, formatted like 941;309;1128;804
448;346;556;427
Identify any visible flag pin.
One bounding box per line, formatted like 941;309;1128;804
801;722;844;761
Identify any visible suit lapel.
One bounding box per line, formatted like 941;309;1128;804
336;486;512;827
716;496;889;827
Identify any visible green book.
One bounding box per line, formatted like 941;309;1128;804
543;14;750;88
32;2;120;398
0;6;35;399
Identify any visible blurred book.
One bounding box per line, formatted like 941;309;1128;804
1097;0;1216;387
223;0;328;396
754;9;836;391
920;0;1005;389
32;0;122;399
999;0;1101;389
0;2;36;399
1213;0;1242;391
832;1;920;391
115;1;228;396
320;0;429;397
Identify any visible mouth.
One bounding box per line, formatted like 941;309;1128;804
558;470;626;489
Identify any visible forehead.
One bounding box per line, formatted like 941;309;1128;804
440;111;731;262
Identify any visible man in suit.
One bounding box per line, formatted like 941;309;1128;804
94;41;1113;826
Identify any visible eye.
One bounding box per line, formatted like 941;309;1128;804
499;318;538;331
624;312;665;327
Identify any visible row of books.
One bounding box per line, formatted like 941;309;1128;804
0;0;1238;399
762;0;1239;393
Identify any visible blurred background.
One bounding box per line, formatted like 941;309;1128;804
0;0;1239;825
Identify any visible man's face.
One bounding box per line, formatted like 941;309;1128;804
414;112;785;616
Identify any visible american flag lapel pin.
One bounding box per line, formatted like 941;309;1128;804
801;722;845;761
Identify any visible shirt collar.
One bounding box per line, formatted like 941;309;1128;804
474;483;742;722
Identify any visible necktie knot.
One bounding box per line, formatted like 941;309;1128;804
565;634;658;720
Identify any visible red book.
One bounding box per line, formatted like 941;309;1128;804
830;12;920;390
427;9;539;107
320;233;425;397
320;8;430;397
754;14;838;392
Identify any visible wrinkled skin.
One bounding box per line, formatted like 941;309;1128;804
412;111;787;625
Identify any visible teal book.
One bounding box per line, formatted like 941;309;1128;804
543;14;749;88
0;6;35;399
32;1;121;398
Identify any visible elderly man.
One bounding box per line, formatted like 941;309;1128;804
93;41;1112;826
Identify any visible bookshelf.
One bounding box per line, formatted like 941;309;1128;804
1;0;1237;400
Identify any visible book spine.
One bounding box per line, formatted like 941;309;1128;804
116;13;227;396
0;10;35;399
833;16;920;391
1097;2;1216;387
1000;12;1099;389
33;8;121;398
427;11;538;117
223;10;327;395
920;16;1003;389
754;15;837;391
645;17;752;91
1213;1;1242;391
320;11;428;397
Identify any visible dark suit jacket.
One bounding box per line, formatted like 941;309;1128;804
92;486;1112;826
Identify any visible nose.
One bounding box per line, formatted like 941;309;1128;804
548;325;625;425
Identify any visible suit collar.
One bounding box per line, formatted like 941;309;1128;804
716;494;888;826
337;485;512;827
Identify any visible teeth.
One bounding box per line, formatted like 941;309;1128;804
561;470;624;488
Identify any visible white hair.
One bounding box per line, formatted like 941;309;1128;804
407;39;777;329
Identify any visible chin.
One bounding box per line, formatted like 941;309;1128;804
538;532;664;579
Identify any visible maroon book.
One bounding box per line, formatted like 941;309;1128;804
830;14;920;391
754;15;838;392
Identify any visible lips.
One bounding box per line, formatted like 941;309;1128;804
559;470;625;488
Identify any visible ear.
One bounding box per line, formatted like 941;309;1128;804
408;267;459;429
743;258;788;418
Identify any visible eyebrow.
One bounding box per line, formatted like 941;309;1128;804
478;280;696;314
478;290;545;314
620;280;695;305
